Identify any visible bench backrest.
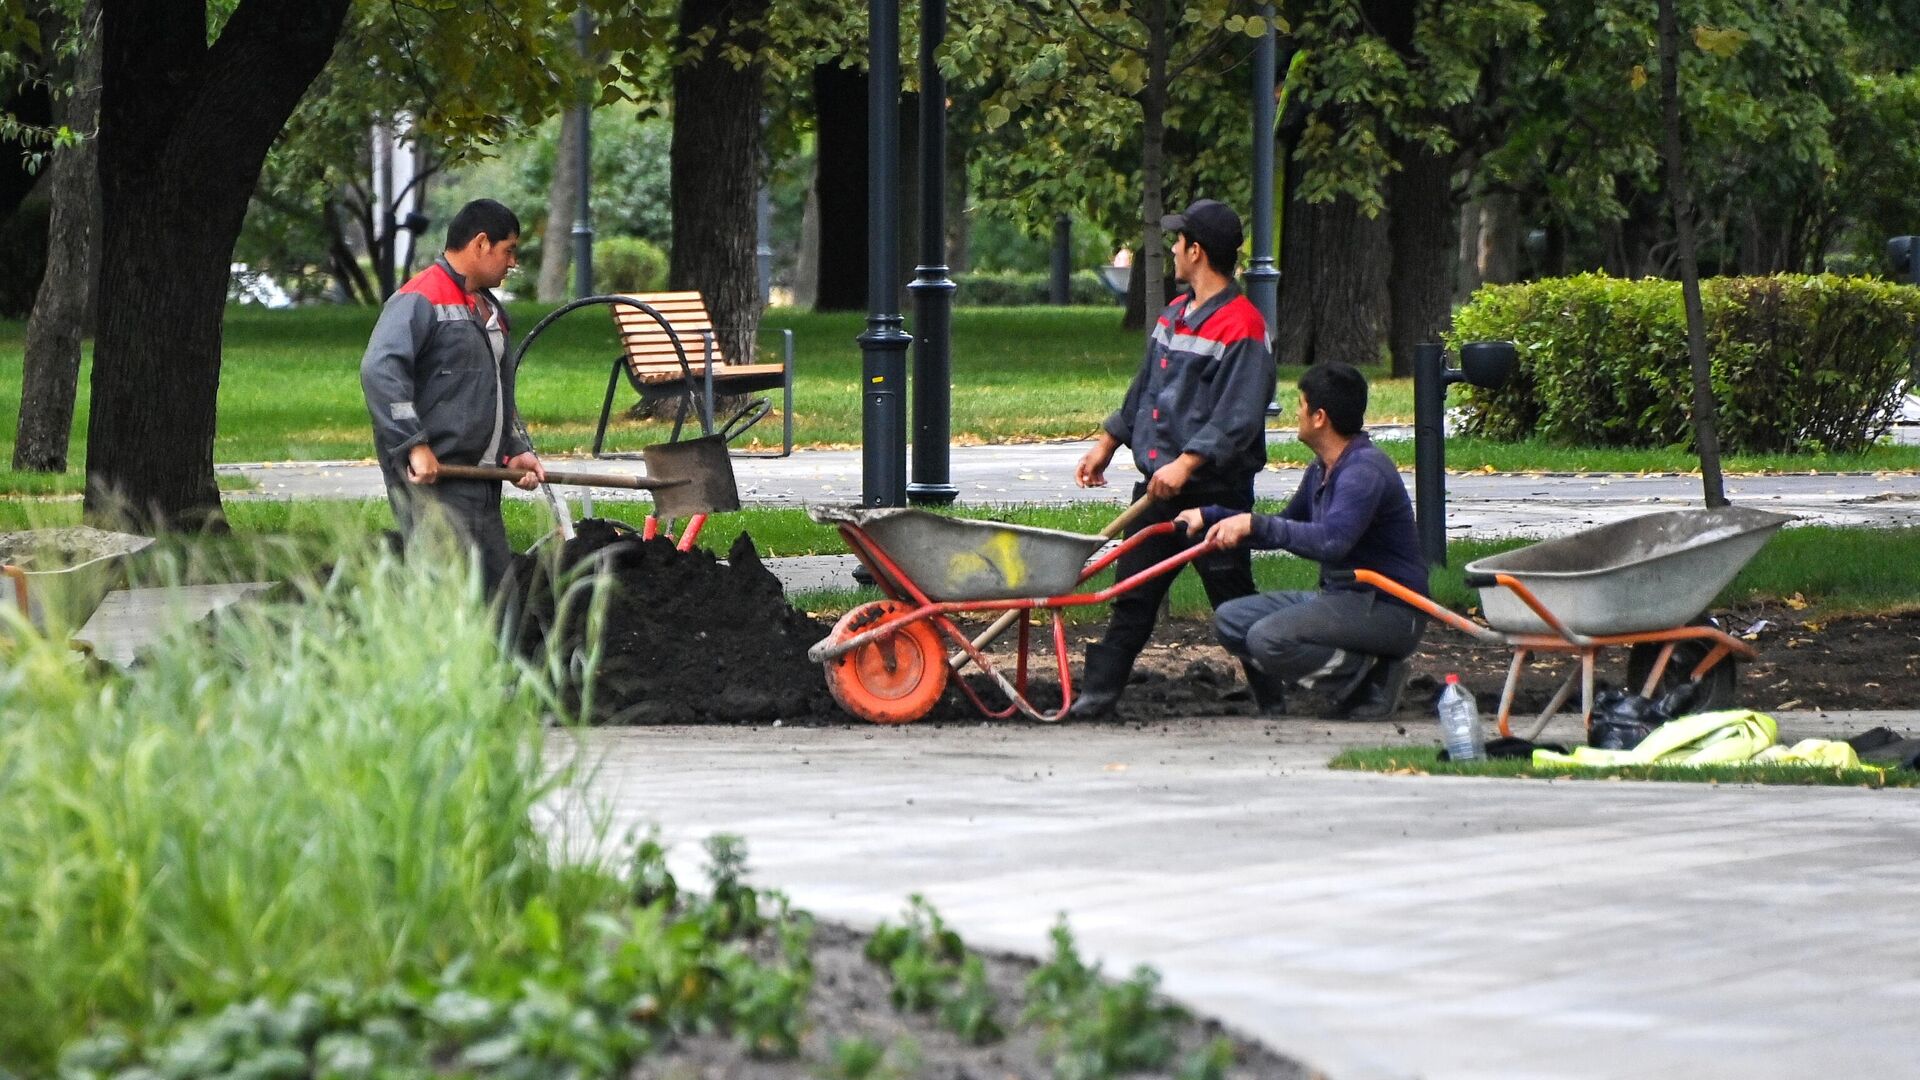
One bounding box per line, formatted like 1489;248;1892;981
611;291;725;376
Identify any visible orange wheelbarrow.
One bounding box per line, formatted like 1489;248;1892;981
1338;507;1793;739
805;506;1214;723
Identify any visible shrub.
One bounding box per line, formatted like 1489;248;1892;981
956;269;1116;307
1449;273;1920;454
596;234;670;293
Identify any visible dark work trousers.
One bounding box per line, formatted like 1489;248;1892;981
1096;479;1258;660
380;465;513;595
1214;589;1426;685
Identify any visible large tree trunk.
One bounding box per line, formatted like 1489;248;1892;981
1132;0;1171;330
669;0;768;365
14;0;101;473
86;0;349;528
1385;135;1455;378
1475;191;1522;284
538;107;583;302
812;61;867;312
1276;191;1389;368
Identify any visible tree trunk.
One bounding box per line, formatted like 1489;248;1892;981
85;0;349;528
670;0;768;365
1455;194;1483;303
14;0;101;473
1276;191;1389;368
538;107;583;302
811;62;867;312
1475;191;1522;284
1657;0;1725;506
1385;134;1454;378
1133;0;1172;330
792;153;821;308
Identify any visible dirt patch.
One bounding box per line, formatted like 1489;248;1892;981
633;919;1304;1080
507;521;840;724
507;524;1919;726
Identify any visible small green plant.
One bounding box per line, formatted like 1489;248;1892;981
697;833;766;940
940;955;1006;1045
628;830;680;910
1176;1036;1238;1080
1022;918;1189;1080
817;1035;920;1080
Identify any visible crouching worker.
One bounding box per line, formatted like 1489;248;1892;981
360;198;544;595
1175;362;1427;718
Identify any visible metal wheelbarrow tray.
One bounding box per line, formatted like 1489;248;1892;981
805;506;1209;724
1341;507;1792;739
0;526;156;636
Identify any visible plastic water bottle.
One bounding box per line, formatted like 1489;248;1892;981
1436;674;1484;761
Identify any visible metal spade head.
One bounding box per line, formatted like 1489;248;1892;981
640;435;740;518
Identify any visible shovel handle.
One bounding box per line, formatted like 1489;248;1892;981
948;494;1160;671
434;464;687;491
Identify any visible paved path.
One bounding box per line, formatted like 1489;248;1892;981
553;712;1920;1080
219;437;1920;537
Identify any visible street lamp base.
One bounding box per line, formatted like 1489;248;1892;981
906;482;960;505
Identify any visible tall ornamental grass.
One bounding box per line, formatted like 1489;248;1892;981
0;528;619;1072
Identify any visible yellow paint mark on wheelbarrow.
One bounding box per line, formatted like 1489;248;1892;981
945;531;1027;593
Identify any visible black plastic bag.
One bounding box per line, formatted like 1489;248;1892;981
1587;686;1673;750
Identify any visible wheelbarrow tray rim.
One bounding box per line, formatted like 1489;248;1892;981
1461;506;1792;581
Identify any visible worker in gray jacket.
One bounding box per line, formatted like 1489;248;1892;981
360;199;544;593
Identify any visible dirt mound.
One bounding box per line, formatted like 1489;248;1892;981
508;521;838;724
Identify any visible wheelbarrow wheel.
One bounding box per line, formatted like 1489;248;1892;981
1627;635;1738;714
824;600;949;724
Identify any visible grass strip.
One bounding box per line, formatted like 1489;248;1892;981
1328;745;1917;788
4;305;1913;472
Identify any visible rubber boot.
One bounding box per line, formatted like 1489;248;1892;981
1334;657;1412;720
1066;643;1133;720
1239;658;1288;715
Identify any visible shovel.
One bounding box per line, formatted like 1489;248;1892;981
435;434;741;520
948;492;1158;672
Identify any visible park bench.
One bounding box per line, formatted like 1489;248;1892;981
591;291;794;458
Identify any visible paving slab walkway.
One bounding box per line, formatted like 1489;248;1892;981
219;438;1920;537
553;712;1920;1080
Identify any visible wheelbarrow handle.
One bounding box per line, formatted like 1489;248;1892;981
434;464;689;491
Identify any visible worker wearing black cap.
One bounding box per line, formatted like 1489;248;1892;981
1069;198;1278;719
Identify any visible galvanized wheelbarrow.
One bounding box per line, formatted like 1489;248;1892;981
805;506;1212;723
0;527;156;641
1338;506;1793;738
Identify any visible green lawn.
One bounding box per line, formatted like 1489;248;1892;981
1329;746;1916;787
5;305;1911;481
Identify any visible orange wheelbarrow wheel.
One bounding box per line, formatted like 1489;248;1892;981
824;600;949;724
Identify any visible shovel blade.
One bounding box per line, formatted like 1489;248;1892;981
640;435;740;518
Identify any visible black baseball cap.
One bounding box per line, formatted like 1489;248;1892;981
1160;199;1243;262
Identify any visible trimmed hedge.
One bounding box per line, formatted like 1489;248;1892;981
596;234;669;293
1449;273;1920;454
955;269;1116;307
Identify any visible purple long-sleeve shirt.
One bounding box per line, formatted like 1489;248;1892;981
1202;432;1429;603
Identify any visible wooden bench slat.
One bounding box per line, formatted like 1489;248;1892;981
632;363;785;384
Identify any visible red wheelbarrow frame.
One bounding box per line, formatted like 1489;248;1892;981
1338;568;1757;739
814;520;1213;722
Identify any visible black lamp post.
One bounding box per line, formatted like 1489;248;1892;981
571;8;595;298
860;0;911;507
1413;339;1516;565
1245;6;1280;370
907;0;958;506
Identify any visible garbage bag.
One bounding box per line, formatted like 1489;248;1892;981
1588;687;1672;751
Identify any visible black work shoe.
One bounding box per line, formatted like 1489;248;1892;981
1238;658;1289;715
1334;657;1412;720
1066;642;1133;720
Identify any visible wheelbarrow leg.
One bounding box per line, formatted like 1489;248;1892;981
1525;666;1582;742
1497;649;1528;738
1580;651;1597;731
1639;641;1678;697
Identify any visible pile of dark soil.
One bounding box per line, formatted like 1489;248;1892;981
506;521;837;724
